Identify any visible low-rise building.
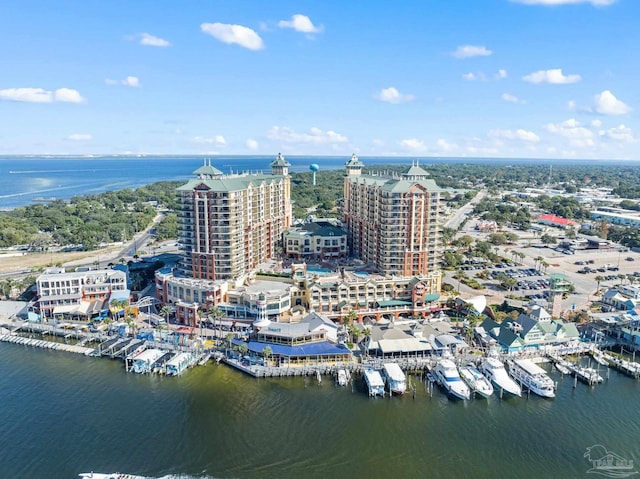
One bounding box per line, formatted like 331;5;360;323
283;221;348;260
36;267;129;319
232;311;351;366
480;307;579;352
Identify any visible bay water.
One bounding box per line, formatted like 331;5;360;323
1;343;639;479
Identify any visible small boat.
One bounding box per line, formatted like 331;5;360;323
573;365;604;385
508;359;555;398
79;473;146;479
479;357;522;397
336;369;349;386
433;359;471;400
591;351;609;367
382;363;407;395
554;362;571;375
459;364;494;398
363;368;385;397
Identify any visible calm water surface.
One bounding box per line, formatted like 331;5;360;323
1;344;639;479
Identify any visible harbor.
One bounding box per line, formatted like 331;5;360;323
2;340;640;479
3;317;639;404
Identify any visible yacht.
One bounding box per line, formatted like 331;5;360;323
459;364;494;398
433;359;471;400
382;363;407;395
363;368;385;397
479;357;522;397
508;358;556;398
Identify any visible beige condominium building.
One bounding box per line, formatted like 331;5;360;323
343;154;442;276
176;154;292;281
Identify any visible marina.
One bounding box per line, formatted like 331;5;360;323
2;337;640;478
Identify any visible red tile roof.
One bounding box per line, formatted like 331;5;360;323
537;214;580;227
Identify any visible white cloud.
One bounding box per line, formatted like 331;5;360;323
495;69;508;79
488;129;540;142
593;90;631;115
66;134;92;141
278;14;322;33
375;87;415;104
267;126;348;144
452;45;492;59
590;119;603;128
0;87;85;103
545;118;594;147
192;135;227;146
523;68;581;84
510;0;615;6
246;139;259;150
567;100;576;109
501;93;524;104
435;139;458;152
400;138;427;151
106;76;140;87
140;33;171;47
200;23;264;50
462;72;487;81
54;88;85;103
122;76;140;87
599;124;635;143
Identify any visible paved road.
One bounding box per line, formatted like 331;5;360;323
444;189;487;230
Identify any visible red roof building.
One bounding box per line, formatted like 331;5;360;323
537;214;580;229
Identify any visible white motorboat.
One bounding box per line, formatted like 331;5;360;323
336;368;349;386
79;473;146;479
591;351;609;367
363;368;385;397
479;357;522;397
508;359;555;398
459;364;494;398
572;364;604;384
554;361;572;375
433;359;471;400
382;363;407;395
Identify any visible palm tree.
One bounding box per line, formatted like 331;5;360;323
238;343;249;357
540;260;549;273
262;346;272;366
535;256;544;270
594;275;604;295
155;322;165;341
160;304;173;324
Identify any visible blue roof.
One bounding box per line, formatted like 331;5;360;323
232;339;351;358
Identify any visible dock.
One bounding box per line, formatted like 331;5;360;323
0;333;93;354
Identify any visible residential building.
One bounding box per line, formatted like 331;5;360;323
176;155;292;281
343;155;443;276
289;263;441;321
283;221;348;260
36;267;129;319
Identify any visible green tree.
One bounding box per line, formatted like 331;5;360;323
262;346;273;366
594;275;604;294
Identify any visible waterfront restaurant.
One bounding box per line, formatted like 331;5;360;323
231;313;352;366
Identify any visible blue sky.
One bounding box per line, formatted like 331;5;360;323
1;0;637;159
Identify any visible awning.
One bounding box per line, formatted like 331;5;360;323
377;300;412;308
424;293;440;302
